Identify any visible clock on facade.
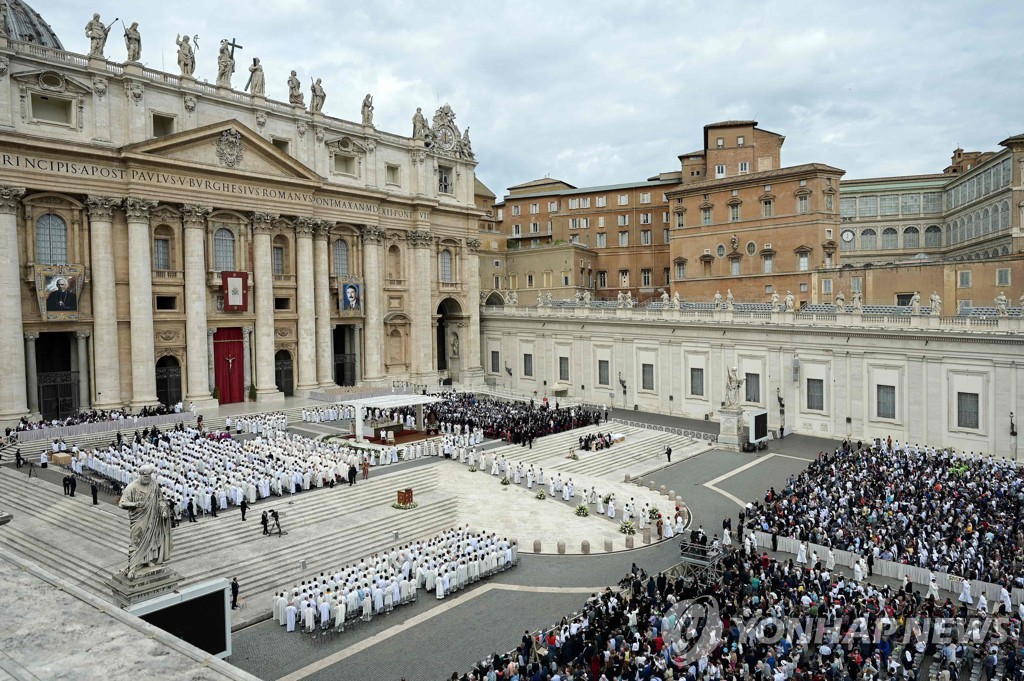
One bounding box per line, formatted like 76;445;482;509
841;230;854;242
437;126;457;150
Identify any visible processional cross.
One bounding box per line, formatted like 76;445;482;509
226;37;243;58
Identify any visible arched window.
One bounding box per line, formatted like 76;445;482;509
333;239;349;277
903;226;920;249
153;225;174;270
439;249;453;282
966;215;975;240
881;228;898;249
1000;201;1010;229
387;244;402;280
213;228;235;271
925;225;941;248
981;208;991;234
860;229;876;250
35;214;67;264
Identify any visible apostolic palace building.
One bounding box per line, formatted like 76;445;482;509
0;2;484;424
0;1;1022;459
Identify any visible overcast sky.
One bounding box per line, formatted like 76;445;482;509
40;0;1024;197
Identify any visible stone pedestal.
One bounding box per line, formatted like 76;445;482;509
107;566;182;610
717;406;747;451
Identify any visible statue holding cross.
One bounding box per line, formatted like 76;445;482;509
216;37;242;88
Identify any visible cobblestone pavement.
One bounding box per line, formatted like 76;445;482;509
228;429;844;681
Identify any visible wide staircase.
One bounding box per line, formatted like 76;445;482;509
484;423;709;480
0;460;458;624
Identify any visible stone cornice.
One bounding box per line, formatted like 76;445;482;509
0;185;26;214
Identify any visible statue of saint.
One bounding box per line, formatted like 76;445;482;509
624;292;635;309
713;291;723;309
245;58;265;96
852;291;863;312
412;107;428;140
507;290;518;307
582;291;592;306
672;292;681;309
835;291;846;309
460;127;474;158
771;291;780;311
310;78;326;113
119;464;172;579
725;367;745;409
661;291;670;306
785;291;795;312
175;34;195;76
929;291;942;316
85;13;111;58
725;289;735;310
124;22;141;62
287;71;304;106
450;333;459;357
616;291;625;308
995;291;1009;316
216;39;235;88
910;291;922;314
361;94;374;125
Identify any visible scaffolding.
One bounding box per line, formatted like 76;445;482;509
670;540;725;591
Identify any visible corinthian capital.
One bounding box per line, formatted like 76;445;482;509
0;185;26;214
361;224;386;244
466;238;482;252
124;197;158;222
312;220;333;240
294;217;316;237
180;204;212;227
407;229;433;249
251;212;278;233
86;195;121;220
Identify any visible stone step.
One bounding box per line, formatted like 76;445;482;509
171;469;440;559
484;424;645;467
0;525;111;600
559;433;694;477
178;498;458;601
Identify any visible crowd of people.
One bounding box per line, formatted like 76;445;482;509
273;526;516;633
458;541;1023;681
3;405;180;438
426;393;604;445
743;439;1024;586
580;432;618;452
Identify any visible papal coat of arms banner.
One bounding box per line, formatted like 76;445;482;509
221;271;248;312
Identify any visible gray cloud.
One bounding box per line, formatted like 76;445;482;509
40;0;1024;195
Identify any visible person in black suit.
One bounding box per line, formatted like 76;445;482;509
231;578;240;609
46;277;77;312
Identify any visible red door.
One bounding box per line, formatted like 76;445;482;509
213;327;244;404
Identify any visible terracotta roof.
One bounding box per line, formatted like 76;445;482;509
506;178;575;191
704;120;757;128
665;163;845;194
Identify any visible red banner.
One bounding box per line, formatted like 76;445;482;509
221;271;248;312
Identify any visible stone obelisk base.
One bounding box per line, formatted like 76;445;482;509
717;406;747;452
107;566;182;609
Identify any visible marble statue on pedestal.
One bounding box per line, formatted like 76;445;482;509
176;34;195;76
85;13;111;58
245;58;265;96
771;291;780;311
287;71;304;106
713;291;723;309
929;291;942;316
725;289;734;311
725;367;745;408
361;94;374;125
661;291;669;306
412;107;428;140
311;78;326;113
995;291;1009;316
507;290;517;307
624;292;635;309
119;464;172;579
785;291;795;312
910;291;921;314
616;291;625;308
124;22;141;62
835;291;845;310
672;292;681;309
216;40;235;88
852;291;863;312
582;291;591;306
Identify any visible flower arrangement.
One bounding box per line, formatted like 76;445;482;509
619;520;637;535
575;503;590;518
536;490;547;500
468;466;478;473
566;451;580;461
500;476;511;486
648;506;661;521
392;501;419;510
602;494;612;504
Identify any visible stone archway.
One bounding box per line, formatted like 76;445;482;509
155;355;182;408
436;297;463;380
484;291;505;306
274;349;294;397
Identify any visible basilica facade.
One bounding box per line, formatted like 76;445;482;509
0;17;484;423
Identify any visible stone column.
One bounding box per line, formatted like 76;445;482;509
181;204;214;405
294;218;317;394
76;331;91;409
251;212;282;400
207;328;216;391
87;195;123;409
408;229;434;379
24;333;39;415
312;222;334;387
0;186;28;421
353;325;362;384
125;197;159;408
361;225;386;382
465;238;484;382
242;326;253;391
